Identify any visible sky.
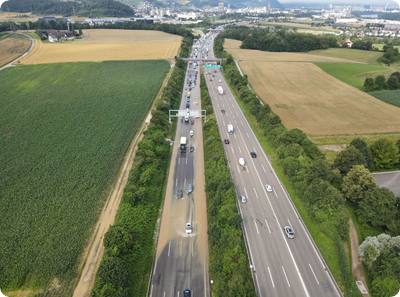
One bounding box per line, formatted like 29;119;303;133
0;0;6;7
279;0;386;4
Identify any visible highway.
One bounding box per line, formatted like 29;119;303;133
150;54;210;296
203;32;342;297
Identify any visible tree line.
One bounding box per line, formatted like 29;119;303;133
215;33;400;295
219;25;339;52
363;72;400;92
200;73;256;296
91;35;192;296
0;0;134;17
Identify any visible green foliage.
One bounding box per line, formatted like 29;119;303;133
0;60;169;290
357;187;397;228
201;74;256;296
220;25;338;52
351;39;373;51
334;146;367;176
368;89;400;107
370;138;400;169
350;138;374;170
378;47;400;66
1;0;134;17
342;165;377;204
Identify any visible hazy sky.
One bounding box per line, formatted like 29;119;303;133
279;0;387;4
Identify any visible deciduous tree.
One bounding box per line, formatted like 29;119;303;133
334;146;367;175
342;165;376;203
370;138;399;169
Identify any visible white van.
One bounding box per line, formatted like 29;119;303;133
219;79;222;83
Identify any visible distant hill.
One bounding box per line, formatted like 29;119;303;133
0;0;134;17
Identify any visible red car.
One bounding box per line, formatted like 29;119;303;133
191;120;194;125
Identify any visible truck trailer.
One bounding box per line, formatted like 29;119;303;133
218;86;223;95
180;137;187;153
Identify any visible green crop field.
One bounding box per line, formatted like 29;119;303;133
314;63;389;89
0;60;169;291
369;89;400;108
311;48;383;64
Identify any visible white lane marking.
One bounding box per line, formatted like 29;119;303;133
265;219;272;234
168;241;171;257
254;220;259;234
163;292;165;297
186;158;188;165
180;241;182;256
268;267;275;288
234;134;237;139
235;120;237;125
232;115;235;119
238;146;242;153
236;123;311;297
231;147;234;154
261;165;266;173
274;190;278;198
178;158;180;165
236;111;239;116
282;266;291;287
309;264;319;284
288;219;292;227
253;188;259;199
246;132;250;138
177;292;180;297
237;165;241;174
244;188;248;199
184;178;186;186
175;178;178;187
255;273;263;297
241;121;244;126
192;239;194;257
223;120;225;126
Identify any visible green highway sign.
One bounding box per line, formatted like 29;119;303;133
205;65;212;68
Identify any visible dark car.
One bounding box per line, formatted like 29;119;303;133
250;152;257;158
186;103;190;108
184;289;191;297
221;109;225;114
191;119;194;125
210;78;212;81
187;98;190;102
224;139;229;144
177;189;183;199
190;146;194;152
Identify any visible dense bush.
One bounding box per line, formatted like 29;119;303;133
91;39;189;295
219;25;339;52
363;72;400;91
201;73;256;297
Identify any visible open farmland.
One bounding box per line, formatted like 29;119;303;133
19;29;182;64
0;60;170;293
0;33;31;67
238;61;400;135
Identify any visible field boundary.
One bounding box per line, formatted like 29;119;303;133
72;61;175;297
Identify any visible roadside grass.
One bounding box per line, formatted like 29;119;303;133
314;63;389;89
311;133;400;162
368;89;400;108
373;44;400;51
0;60;170;291
23;32;40;39
311;48;383;64
225;81;344;289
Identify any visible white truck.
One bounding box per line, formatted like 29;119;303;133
218;86;224;95
180;137;187;153
239;158;246;170
185;113;189;123
228;124;233;134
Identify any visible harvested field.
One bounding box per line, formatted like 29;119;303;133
19;29;182;65
239;61;400;135
225;42;360;63
0;35;31;67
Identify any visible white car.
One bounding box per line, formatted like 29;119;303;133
240;195;247;203
189;130;194;137
265;184;273;192
186;223;192;234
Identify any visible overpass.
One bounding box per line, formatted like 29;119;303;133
181;58;225;62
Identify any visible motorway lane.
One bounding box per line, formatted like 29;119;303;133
150;64;210;297
204;33;341;297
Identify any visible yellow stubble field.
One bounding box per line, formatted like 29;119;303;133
0;36;31;67
238;60;400;135
19;29;182;64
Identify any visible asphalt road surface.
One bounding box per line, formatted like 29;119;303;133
204;33;342;297
150;61;210;297
373;171;400;198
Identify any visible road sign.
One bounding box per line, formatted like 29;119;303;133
205;65;212;68
215;65;221;68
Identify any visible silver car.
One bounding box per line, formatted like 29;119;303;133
284;226;295;239
265;184;273;192
240;195;247;203
187;183;193;193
